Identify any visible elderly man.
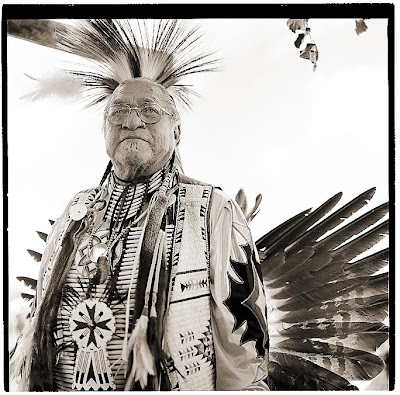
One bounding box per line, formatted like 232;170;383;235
10;20;269;391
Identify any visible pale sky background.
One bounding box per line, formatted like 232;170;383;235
8;17;389;287
6;14;391;389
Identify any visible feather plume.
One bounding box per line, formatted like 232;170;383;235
270;241;388;300
21;71;84;103
52;19;219;108
246;194;262;223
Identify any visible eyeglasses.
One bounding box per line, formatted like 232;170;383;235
106;103;172;125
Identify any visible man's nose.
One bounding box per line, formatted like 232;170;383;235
122;109;145;130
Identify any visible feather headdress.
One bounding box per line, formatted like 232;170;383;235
26;19;219;109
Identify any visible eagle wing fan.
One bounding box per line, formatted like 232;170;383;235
257;189;389;390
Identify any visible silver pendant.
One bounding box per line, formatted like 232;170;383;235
89;243;108;263
69;203;88;221
75;230;109;279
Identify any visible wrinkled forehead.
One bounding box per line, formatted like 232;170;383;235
109;78;172;107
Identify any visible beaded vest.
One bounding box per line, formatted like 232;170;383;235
39;171;216;391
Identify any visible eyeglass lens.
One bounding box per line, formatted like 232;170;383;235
108;104;162;124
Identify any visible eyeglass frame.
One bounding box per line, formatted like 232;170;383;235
106;103;173;125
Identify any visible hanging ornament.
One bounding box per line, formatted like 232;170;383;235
287;19;309;33
287;19;318;71
355;18;369;35
69;203;88;221
294;27;311;48
75;228;109;279
300;43;319;71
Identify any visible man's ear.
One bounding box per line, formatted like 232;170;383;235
174;125;181;145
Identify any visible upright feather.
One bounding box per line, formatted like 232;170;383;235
54;19;220;109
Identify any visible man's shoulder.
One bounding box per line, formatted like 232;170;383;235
178;174;210;186
61;186;101;211
72;186;100;200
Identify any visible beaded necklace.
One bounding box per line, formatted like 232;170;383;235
61;162;172;391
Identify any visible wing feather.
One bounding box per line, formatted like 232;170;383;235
274;339;385;381
280;295;388;323
260;189;389;389
268;352;357;390
286;188;377;254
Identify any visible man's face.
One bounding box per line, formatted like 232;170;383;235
104;79;179;178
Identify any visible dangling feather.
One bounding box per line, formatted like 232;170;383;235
259;188;389;390
124;314;156;390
